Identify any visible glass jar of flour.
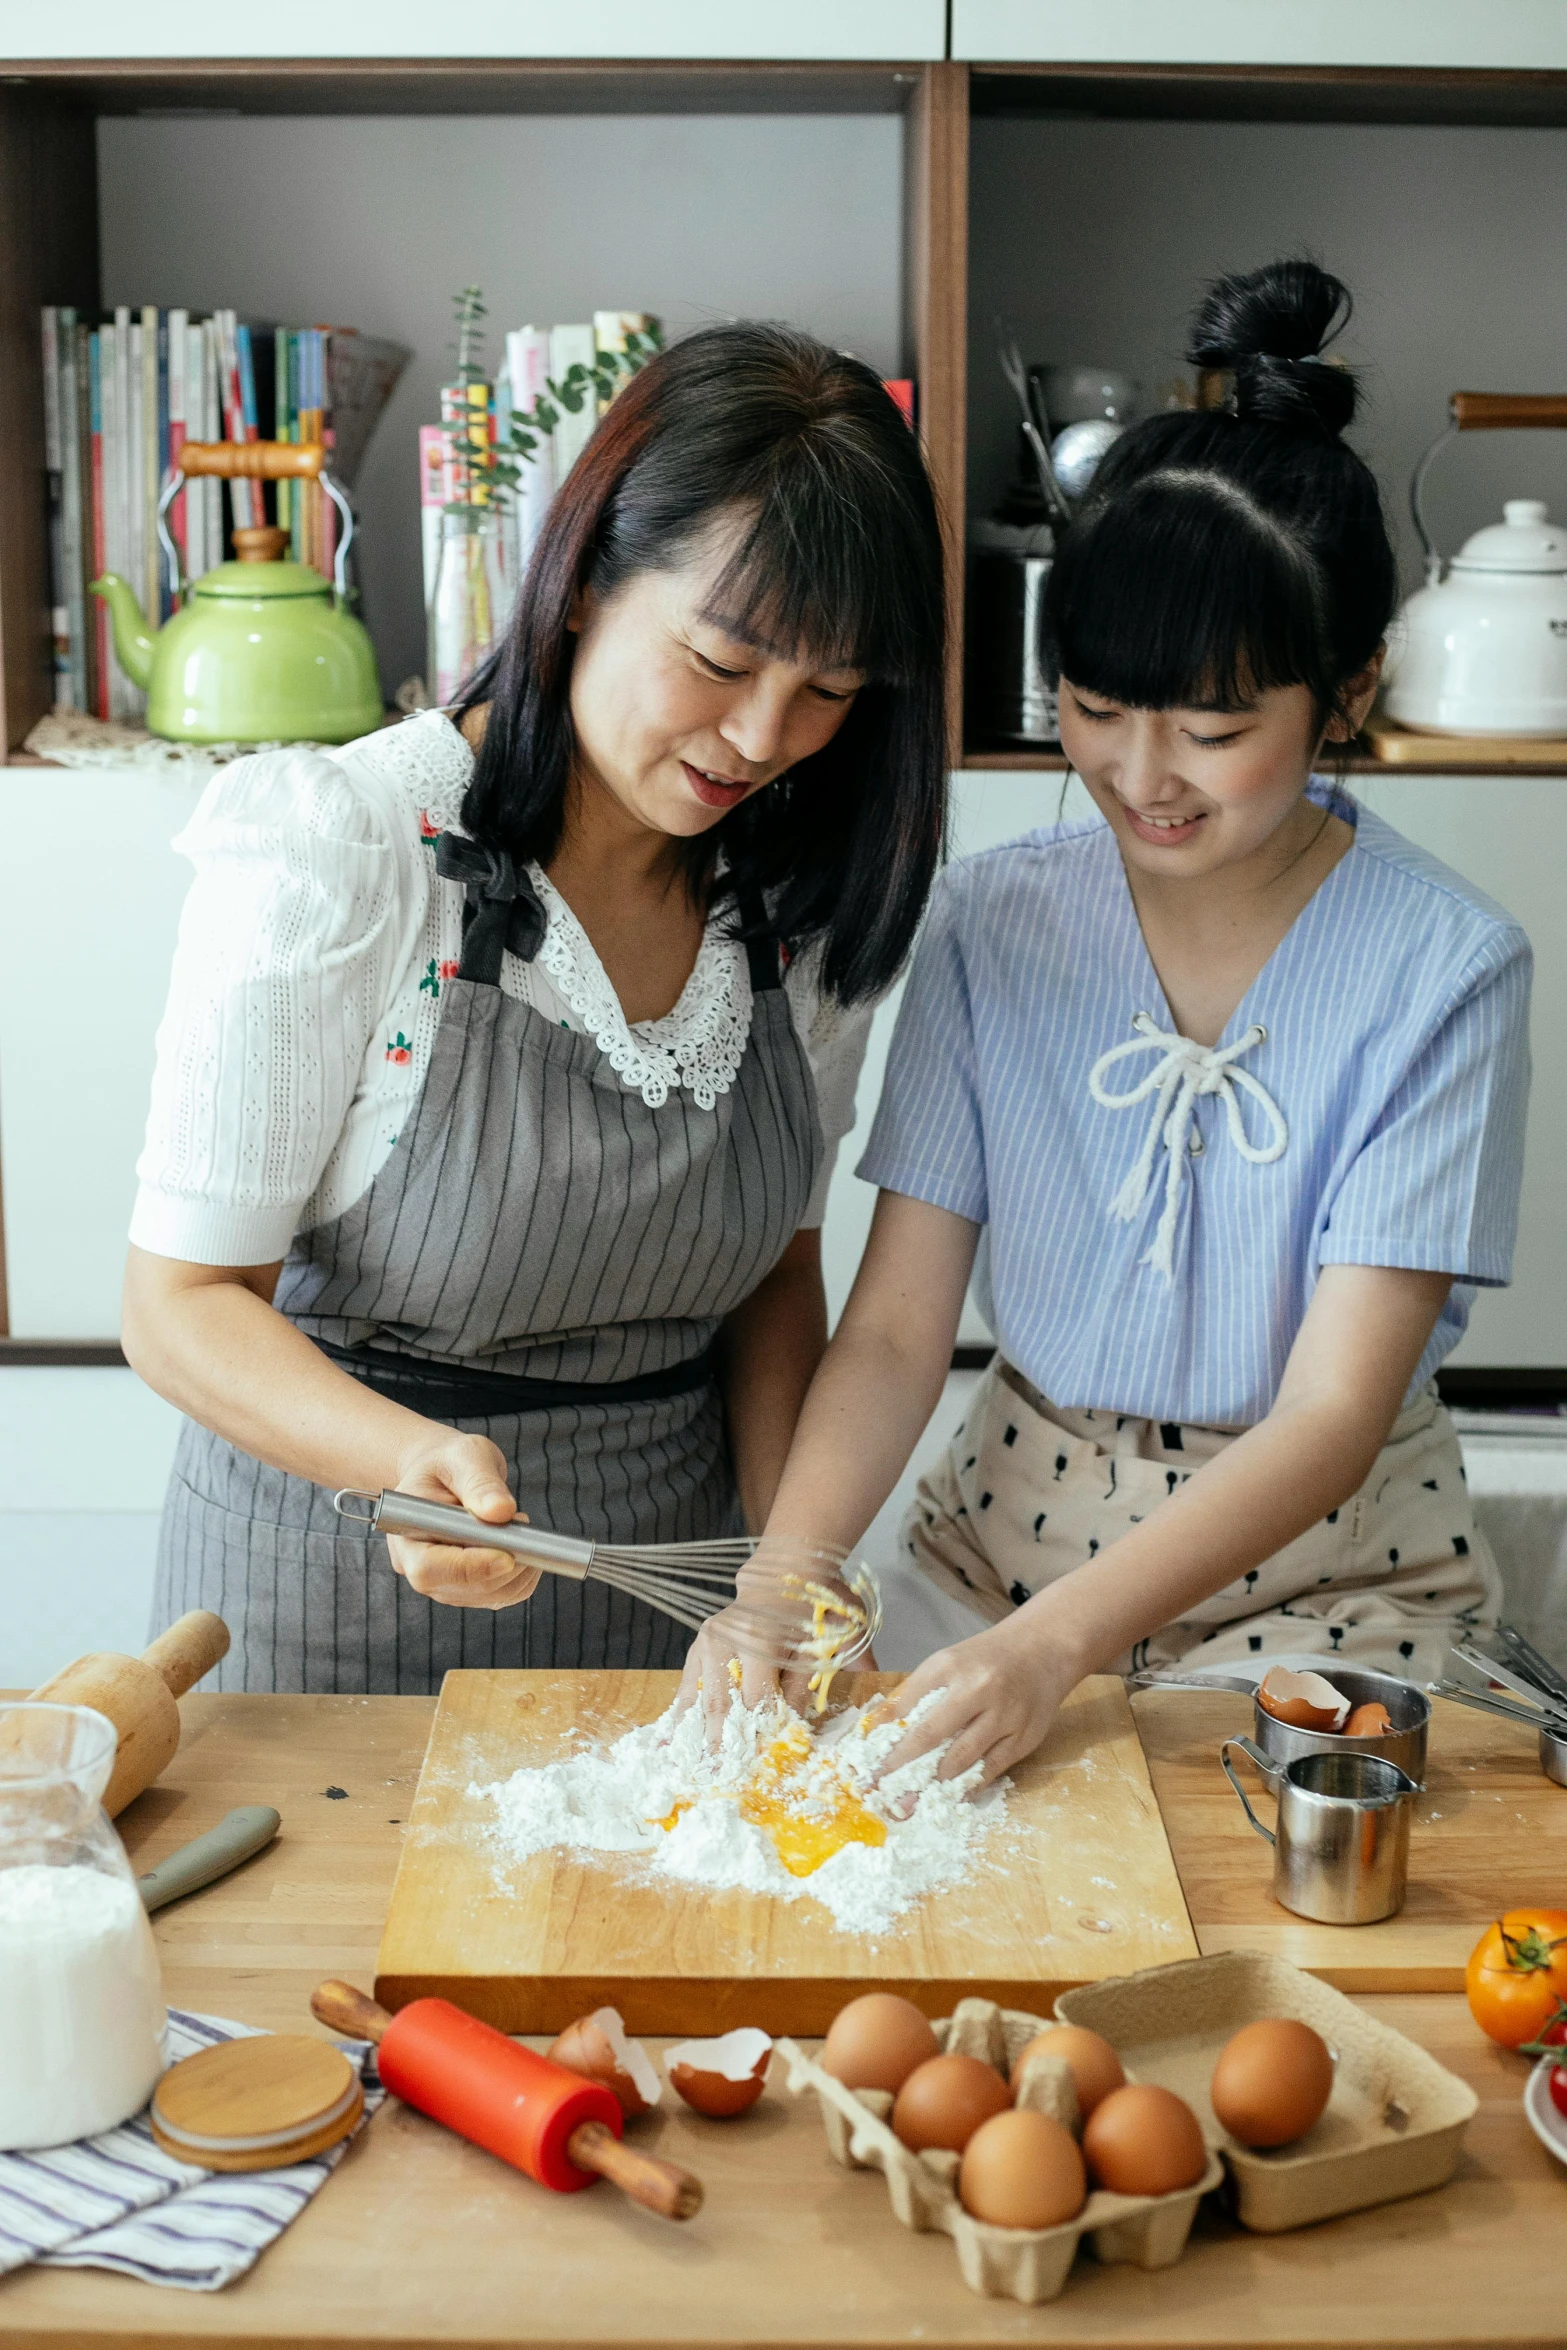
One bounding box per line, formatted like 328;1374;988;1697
0;1703;166;2148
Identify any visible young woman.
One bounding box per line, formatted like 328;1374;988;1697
689;262;1531;1781
123;322;946;1692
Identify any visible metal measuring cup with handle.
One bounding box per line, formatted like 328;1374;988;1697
1221;1736;1420;1925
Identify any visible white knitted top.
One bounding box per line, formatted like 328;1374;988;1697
130;711;873;1267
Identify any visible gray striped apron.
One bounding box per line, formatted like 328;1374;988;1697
151;840;823;1692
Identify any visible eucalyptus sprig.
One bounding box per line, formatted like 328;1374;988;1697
505;320;665;466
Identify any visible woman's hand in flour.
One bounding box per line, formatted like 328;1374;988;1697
871;1617;1079;1795
383;1428;542;1610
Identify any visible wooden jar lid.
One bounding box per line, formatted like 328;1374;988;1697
151;2035;363;2172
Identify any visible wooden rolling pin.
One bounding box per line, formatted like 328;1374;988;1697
311;1981;703;2221
30;1611;230;1817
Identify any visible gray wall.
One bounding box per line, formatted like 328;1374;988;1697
98;113;904;692
969;116;1567;588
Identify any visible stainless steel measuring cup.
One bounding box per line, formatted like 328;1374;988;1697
1221;1736;1419;1925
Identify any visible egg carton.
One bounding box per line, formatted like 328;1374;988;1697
1057;1950;1478;2232
775;1997;1223;2306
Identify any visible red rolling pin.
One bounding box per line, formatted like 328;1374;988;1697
310;1982;702;2220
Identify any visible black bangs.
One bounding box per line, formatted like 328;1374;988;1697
700;455;924;686
1043;390;1398;728
1048;468;1332;714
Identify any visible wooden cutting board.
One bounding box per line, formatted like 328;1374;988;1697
375;1670;1199;2034
1361;714;1567;768
1135;1686;1565;1989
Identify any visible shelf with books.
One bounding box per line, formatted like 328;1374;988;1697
0;60;955;761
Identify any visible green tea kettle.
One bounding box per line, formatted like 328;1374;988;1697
91;439;382;745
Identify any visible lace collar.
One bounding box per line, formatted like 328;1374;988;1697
403;713;755;1110
529;866;751;1112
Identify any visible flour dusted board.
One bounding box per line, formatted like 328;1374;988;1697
375;1671;1199;2034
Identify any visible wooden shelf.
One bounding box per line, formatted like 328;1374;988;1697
960;747;1567;777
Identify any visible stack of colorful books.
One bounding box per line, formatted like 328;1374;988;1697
42;308;408;720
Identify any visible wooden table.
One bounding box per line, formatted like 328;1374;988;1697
0;1693;1563;2350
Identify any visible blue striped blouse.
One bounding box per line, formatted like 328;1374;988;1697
859;789;1532;1428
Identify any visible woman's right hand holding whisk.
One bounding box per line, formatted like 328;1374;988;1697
383;1428;543;1610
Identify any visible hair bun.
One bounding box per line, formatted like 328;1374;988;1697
1187;259;1357;440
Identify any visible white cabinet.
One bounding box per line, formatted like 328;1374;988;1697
952;1;1567;69
0;767;205;1337
3;2;947;62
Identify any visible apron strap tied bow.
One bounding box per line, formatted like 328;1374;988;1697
434;832;548;984
1088;1011;1288;1281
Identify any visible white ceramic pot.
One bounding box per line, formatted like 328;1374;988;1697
1385;499;1567;736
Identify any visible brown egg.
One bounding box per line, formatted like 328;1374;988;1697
665;2028;772;2118
821;1993;940;2095
1257;1666;1349;1732
1210;2019;1334;2148
1082;2084;1207;2197
892;2054;1012;2154
1343;1701;1393;1739
959;2109;1086;2230
1009;2025;1125;2117
547;2008;661;2121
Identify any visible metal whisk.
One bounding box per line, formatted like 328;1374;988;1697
333;1489;881;1670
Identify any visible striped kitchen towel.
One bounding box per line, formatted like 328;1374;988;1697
0;2009;382;2291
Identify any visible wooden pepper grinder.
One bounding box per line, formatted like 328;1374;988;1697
29;1611;230;1816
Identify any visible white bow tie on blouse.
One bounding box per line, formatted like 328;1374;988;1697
1088;1011;1289;1280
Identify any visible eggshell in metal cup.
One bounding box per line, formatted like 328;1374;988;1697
1251;1667;1428;1786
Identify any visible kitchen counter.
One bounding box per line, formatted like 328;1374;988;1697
0;1692;1562;2349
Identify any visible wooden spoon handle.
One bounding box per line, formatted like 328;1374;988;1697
565;2120;704;2221
311;1979;393;2044
141;1610;230;1698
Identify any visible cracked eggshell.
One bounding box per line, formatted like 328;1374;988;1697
666;2028;773;2116
547;2008;662;2120
1257;1667;1349;1733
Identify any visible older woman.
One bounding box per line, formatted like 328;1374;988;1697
123;321;948;1691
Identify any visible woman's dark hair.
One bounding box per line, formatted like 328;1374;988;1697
1045;259;1397;727
455;321;947;1004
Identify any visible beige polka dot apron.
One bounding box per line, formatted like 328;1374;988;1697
903;1357;1498;1682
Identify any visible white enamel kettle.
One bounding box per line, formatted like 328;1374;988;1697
1384;391;1567;737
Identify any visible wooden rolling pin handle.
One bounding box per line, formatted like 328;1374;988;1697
1451;392;1567;431
141;1610;231;1699
179;439;326;480
311;1979;392;2044
565;2120;704;2222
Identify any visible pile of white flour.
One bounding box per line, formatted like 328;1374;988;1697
472;1688;1006;1936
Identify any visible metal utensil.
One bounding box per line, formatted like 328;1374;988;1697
996;330;1072;525
1495;1621;1567;1709
1221;1736;1418;1925
333;1490;880;1675
1432;1677;1567;1736
1453;1643;1567;1728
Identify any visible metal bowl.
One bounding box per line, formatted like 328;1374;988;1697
1252;1667;1429;1785
1541;1727;1567;1788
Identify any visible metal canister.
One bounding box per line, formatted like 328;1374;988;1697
1222;1736;1419;1925
1541;1728;1567;1788
968;513;1057;747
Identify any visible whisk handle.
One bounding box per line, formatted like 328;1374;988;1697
333;1489;594;1579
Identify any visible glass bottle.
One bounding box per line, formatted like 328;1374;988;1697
427;506;514;707
0;1703;166;2148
